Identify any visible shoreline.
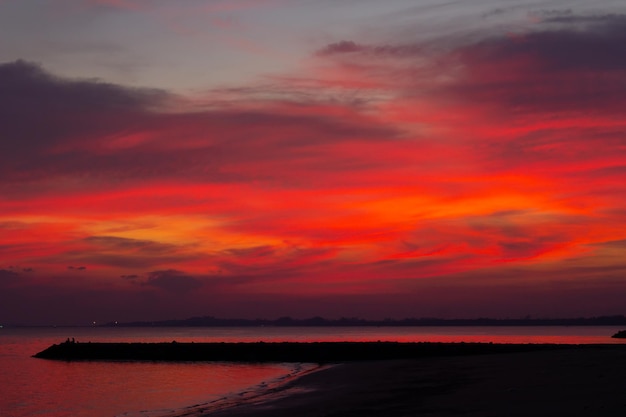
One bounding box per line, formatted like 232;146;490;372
163;363;332;417
194;345;626;416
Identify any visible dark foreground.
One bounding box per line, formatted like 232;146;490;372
34;340;581;362
201;346;626;417
33;342;626;416
202;346;626;417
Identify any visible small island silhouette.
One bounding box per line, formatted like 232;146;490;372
612;330;626;338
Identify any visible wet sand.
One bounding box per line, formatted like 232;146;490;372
204;346;626;416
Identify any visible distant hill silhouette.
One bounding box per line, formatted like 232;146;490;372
102;315;626;327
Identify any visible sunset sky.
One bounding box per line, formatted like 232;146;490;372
1;0;625;325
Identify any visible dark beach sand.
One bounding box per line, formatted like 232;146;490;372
202;346;626;417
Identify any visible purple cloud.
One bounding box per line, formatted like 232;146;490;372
0;60;401;191
141;269;203;293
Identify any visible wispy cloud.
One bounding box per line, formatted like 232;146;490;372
1;6;625;323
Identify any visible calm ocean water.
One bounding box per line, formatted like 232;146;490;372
1;325;625;417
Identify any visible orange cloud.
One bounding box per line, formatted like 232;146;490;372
1;12;625;323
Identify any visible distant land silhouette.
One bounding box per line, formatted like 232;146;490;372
102;315;626;327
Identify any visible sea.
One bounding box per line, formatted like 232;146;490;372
1;325;625;417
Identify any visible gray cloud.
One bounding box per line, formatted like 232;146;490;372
447;13;626;115
317;40;424;58
497;240;549;259
0;59;166;153
67;266;87;271
467;15;626;72
224;245;276;258
542;13;626;26
317;40;365;55
589;239;626;249
0;60;402;190
120;274;139;279
84;236;178;254
63;253;194;270
0;268;21;288
142;269;203;293
60;236;200;269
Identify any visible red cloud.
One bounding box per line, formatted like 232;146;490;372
1;12;625;323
